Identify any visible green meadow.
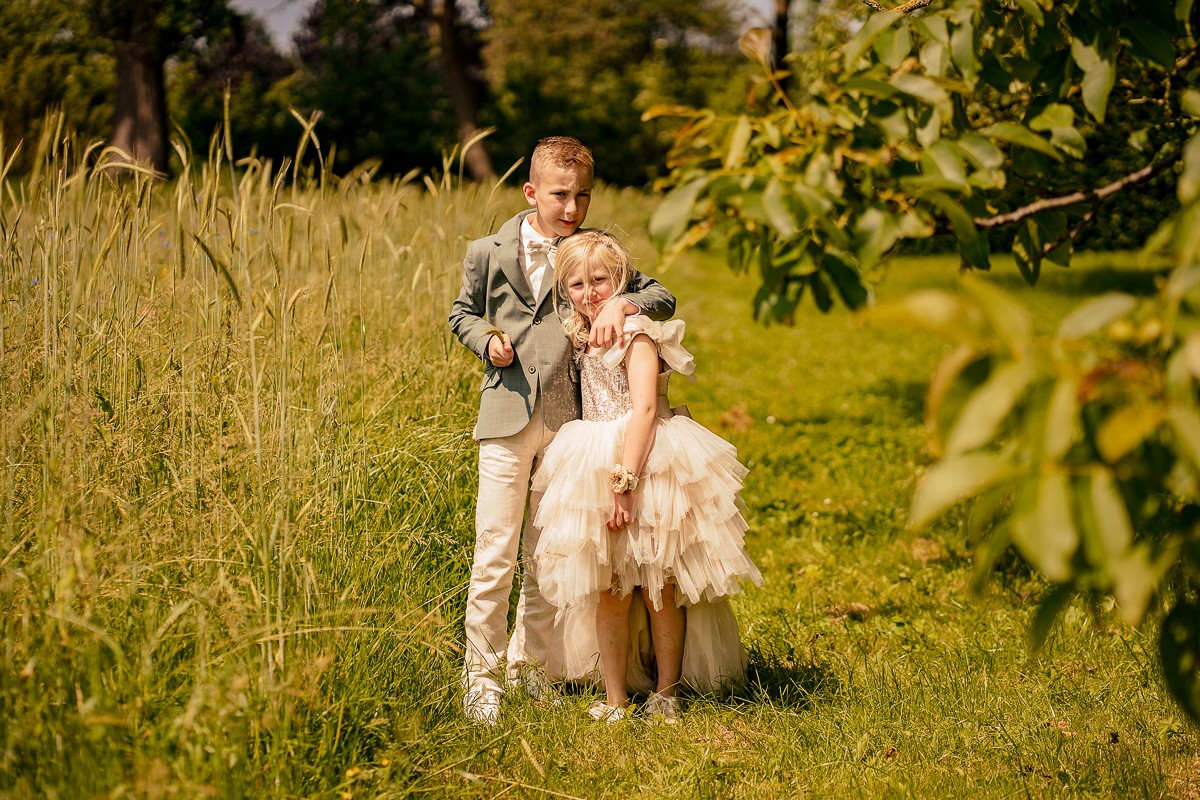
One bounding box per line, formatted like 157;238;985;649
1;143;1197;798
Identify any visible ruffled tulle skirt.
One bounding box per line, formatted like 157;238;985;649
531;412;763;691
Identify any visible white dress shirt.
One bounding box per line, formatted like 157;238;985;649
520;216;558;298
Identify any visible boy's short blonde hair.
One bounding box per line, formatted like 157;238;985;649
529;136;594;184
554;229;633;350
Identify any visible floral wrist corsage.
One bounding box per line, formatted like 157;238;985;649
609;464;639;494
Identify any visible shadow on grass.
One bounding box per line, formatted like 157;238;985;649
988;264;1168;298
860;377;927;423
729;643;839;712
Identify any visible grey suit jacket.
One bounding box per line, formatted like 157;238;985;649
449;210;676;440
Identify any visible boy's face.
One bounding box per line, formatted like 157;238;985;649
523;164;592;238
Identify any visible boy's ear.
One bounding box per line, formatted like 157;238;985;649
523;182;537;206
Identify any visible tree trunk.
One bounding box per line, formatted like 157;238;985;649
111;36;168;176
774;0;791;93
435;0;495;181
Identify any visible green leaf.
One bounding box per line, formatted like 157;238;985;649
1071;35;1116;122
923;140;968;188
1030;584;1075;651
945;361;1034;456
792;183;834;217
971;520;1012;593
1110;546;1162;625
1160;598;1200;724
1056;293;1137;339
919;40;948;78
1014;0;1045;24
1174;204;1200;267
1126;20;1176;71
1087;468;1134;562
1097;403;1165;463
1028;103;1086;158
763;178;800;238
822;253;869;309
1029;103;1075;131
867;290;981;344
980;122;1063;161
724;115;753;170
1182;89;1200;118
957;134;1004;170
1168;405;1200;470
844;11;902;70
950;16;979;85
808;272;833;313
1179;135;1200;205
1044;377;1079;460
1012;218;1043;287
1049;126;1087;160
1010;471;1077;583
909;450;1017;530
1180;0;1197;31
913;14;948;45
854;207;900;271
649;178;709;251
959;274;1033;356
874;24;912;69
844;77;901;99
923;191;989;269
890;74;953;118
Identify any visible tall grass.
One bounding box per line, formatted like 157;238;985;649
0;127;516;795
1;126;1196;799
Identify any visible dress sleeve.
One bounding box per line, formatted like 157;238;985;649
600;316;696;378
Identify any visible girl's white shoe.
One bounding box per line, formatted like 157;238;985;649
645;692;680;725
587;701;627;724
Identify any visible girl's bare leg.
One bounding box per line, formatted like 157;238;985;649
596;589;634;707
642;584;684;697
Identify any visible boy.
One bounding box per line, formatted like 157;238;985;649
448;136;675;725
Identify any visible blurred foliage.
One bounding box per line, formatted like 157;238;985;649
0;0;758;183
649;0;1196;319
0;0;112;173
482;0;753;185
167;13;296;166
288;0;459;176
648;0;1200;723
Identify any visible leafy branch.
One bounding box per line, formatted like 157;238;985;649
858;0;935;12
974;148;1184;230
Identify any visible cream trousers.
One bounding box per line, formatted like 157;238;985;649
463;400;564;694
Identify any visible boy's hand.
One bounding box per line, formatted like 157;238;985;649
487;333;514;367
589;299;636;349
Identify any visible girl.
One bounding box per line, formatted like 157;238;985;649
531;229;762;723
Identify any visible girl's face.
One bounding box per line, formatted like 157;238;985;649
566;263;615;320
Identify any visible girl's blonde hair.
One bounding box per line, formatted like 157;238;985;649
554;229;634;352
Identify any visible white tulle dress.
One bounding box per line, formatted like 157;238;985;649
531;316;763;693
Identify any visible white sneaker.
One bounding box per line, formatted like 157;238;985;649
587;701;627;725
463;688;501;726
513;664;564;707
645;692;680;725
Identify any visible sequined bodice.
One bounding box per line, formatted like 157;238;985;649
579;351;671;422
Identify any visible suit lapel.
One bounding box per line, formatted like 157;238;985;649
496;210;535;307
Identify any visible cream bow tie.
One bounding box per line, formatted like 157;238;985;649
527;238;559;259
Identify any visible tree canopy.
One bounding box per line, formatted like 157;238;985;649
0;0;755;183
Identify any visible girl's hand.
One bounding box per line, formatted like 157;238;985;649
608;491;634;530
